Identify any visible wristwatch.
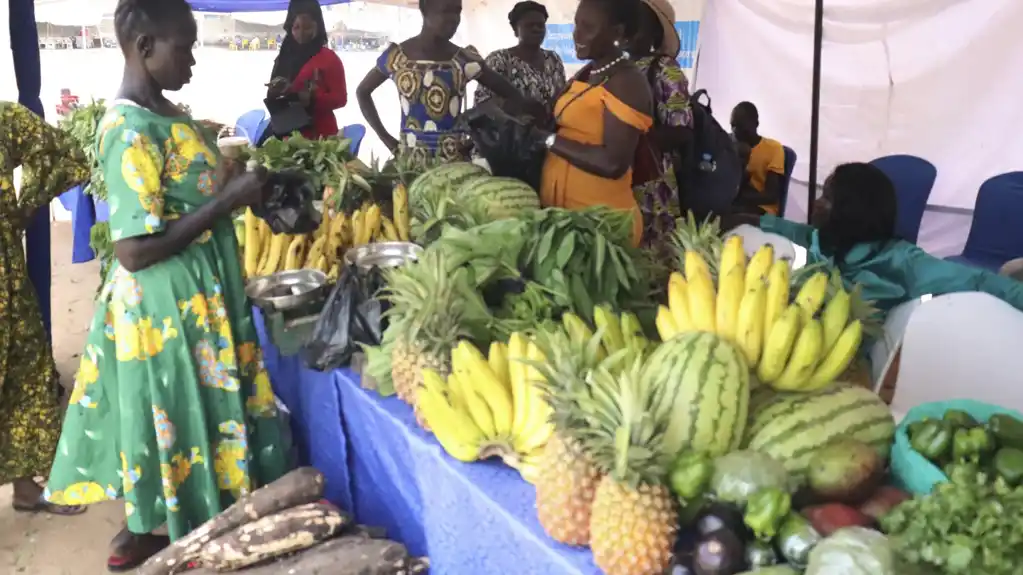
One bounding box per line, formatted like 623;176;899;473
544;133;556;149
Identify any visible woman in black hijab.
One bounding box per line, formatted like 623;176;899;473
265;0;347;139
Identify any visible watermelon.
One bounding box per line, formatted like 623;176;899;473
744;385;895;476
455;176;540;222
646;331;750;457
407;162;489;211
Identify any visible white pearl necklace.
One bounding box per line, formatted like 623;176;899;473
591;53;626;76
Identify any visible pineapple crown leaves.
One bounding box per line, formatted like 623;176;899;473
670;211;725;279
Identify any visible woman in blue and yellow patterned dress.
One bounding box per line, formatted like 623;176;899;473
45;0;289;570
356;0;543;169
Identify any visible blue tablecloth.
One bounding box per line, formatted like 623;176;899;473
255;314;599;574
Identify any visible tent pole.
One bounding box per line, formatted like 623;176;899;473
806;0;824;223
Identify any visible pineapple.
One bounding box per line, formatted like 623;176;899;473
383;250;491;426
671;210;724;279
586;361;678;575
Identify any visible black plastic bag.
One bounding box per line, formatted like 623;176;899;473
302;265;387;371
464;107;546;191
252;169;322;234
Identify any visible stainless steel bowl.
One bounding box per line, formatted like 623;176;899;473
344;241;422;271
246;269;328;312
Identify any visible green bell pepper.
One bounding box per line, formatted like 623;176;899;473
988;413;1023;450
953;426;994;463
993;447;1023;486
910;419;953;462
943;409;978;428
744;487;791;541
669;450;713;501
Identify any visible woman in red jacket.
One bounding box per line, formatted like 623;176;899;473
266;0;346;139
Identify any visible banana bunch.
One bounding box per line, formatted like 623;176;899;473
562;304;651;369
241;200;404;281
416;338;553;473
656;236;863;392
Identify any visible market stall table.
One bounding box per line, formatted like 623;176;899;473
255;316;600;574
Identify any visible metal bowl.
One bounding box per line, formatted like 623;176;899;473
344;241;422;271
246;269;328;312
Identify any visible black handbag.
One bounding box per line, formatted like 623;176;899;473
265;93;311;137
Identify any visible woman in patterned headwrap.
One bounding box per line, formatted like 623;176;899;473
0;101;90;515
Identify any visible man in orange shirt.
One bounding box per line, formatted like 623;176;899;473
731;101;785;215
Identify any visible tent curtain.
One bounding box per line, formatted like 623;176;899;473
188;0;349;12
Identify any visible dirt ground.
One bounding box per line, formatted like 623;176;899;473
0;223;123;575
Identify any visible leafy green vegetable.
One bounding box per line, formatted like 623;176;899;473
880;463;1023;573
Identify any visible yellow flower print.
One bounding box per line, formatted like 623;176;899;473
195;340;239;391
171;123;216;167
246;370;278;417
120;129;165;233
197;170;215;196
45;482;118;506
113;315;179;361
97;111;126;155
112;272;143;307
120;452;142;493
237;343;260;374
69;345;101;408
159;448;204;513
179;293;211;329
214;441;250;498
195;229;213;244
125;501;136;517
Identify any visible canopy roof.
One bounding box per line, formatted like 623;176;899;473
188;0;349;12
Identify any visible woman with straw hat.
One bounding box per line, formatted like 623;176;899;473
626;0;693;249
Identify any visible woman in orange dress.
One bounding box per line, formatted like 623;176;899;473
535;0;653;245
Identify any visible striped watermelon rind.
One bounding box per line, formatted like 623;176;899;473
408;162;489;210
646;331;750;457
456;176;540;221
744;385;895;476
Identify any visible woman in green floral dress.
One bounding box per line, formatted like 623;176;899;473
46;0;289;570
0;102;90;516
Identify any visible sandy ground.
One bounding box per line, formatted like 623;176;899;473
0;223;122;575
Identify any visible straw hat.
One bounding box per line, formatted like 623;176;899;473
640;0;681;59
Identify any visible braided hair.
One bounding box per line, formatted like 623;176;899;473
508;1;548;31
113;0;194;48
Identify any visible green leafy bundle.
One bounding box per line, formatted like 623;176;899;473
250;134;354;192
880;463;1023;574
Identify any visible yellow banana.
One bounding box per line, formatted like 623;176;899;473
656;305;678;341
735;279;768;366
450;371;498;438
488;341;511;391
258;234;288;276
667;272;693;333
593;303;625;353
513;341;553;454
745;244;774;285
380;216;400;241
820;288;851;353
715;265;745;341
305;235;327;268
684;251;717;332
313;206;331;241
453;341;514;438
763;259;790;338
416;383;482;462
757;305;802;383
421;370;484;446
351;208;366;247
255;225;272;274
771;318;824;391
243;209;260;278
795;271;829;321
619;311;646;352
326;262;339;281
804;320;863;390
364;203;382;244
561;312;595;349
314;254;328;273
392;182;410;241
719;235;746;283
507;332;531;438
284;235;308;270
517;450;544;484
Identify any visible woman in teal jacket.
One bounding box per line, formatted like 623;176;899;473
756;162;1023;315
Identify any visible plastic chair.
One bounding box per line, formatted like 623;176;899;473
235;109;270;146
780;146;796;216
341;124;367;157
726;224;799;267
891;292;1023;416
946;171;1023;271
869;296;927;391
869;154;937;244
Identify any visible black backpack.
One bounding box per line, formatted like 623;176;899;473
677;89;743;220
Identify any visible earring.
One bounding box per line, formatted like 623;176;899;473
614;39;620;47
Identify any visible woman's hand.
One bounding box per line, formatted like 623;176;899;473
267;77;290;98
221;165;269;211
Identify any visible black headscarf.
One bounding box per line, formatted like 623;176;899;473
269;0;328;89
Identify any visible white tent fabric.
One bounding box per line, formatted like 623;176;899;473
33;0;108;26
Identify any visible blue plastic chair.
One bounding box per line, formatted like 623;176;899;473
780;146;797;216
946;171;1023;271
870;154;937;244
341;123;367;157
235;109;270;145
